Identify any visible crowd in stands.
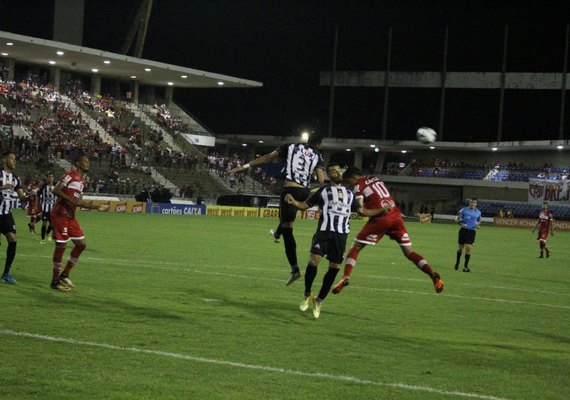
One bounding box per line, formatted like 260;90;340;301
394;158;570;182
154;103;188;134
204;152;279;193
1;78;232;202
478;200;570;220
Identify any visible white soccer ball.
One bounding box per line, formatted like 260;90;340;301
416;127;437;144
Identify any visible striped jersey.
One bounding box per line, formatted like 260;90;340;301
277;143;324;188
305;184;358;234
0;170;22;215
39;182;56;212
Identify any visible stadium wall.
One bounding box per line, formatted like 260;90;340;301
383;176;527;213
409;149;569;167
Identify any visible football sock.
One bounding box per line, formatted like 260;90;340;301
281;227;297;270
304;264;318;296
41;225;47;240
344;247;360;277
455;251;462;267
464;254;471;269
317;267;340;301
408;251;435;278
46;226;53;235
3;241;16;275
52;246;66;282
63;244;86;274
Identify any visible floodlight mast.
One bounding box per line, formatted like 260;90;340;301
119;0;154;57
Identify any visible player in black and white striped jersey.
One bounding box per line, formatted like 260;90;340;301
38;171;56;244
285;164;390;318
0;151;29;284
229;132;326;285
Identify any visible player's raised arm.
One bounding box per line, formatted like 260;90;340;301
229;151;280;174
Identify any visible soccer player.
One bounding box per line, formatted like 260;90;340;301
38;172;56;244
332;166;444;295
0;151;29;284
285;164;388;318
532;201;554;258
230;132;325;285
454;198;481;272
26;178;41;234
50;155;109;291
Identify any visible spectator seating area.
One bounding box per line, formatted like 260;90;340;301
399;159;569;183
0;78;244;201
477;200;570;220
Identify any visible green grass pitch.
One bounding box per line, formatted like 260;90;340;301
1;210;568;400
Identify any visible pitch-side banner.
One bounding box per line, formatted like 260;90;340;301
528;178;570;204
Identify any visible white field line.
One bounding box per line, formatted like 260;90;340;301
20;254;570;310
0;328;515;400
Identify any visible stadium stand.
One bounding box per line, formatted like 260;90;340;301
477;200;570;220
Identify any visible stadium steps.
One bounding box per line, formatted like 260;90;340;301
59;94;117;145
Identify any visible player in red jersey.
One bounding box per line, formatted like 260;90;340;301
26;179;41;234
531;201;554;258
332;167;444;294
50;155;109;291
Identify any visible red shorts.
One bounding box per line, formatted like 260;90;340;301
355;212;412;247
537;229;550;241
51;215;84;243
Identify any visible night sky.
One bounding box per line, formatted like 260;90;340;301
2;0;570;141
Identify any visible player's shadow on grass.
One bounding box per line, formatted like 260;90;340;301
23;282;186;322
183;285;313;323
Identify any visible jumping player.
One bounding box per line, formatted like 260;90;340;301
332;166;444;295
285;164;389;318
229;132;325;285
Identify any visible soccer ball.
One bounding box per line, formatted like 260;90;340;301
416;127;437;144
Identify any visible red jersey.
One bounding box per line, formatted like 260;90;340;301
52;170;86;218
353;176;399;217
537;210;553;231
26;182;41;215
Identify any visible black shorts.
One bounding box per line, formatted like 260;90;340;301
41;211;51;222
279;186;311;224
0;213;16;235
310;231;348;264
458;227;476;245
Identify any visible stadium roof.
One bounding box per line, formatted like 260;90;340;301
0;31;263;89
